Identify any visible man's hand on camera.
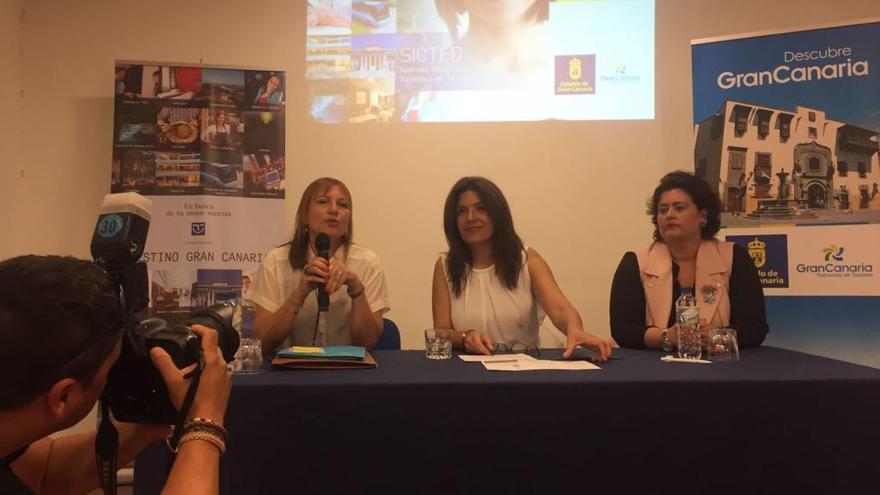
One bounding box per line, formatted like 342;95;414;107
149;324;232;425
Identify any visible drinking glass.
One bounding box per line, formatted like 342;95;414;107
677;323;702;360
424;329;453;360
707;328;739;361
232;337;264;373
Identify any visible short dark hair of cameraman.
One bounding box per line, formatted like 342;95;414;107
0;255;231;495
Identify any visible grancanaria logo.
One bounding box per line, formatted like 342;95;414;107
822;244;844;262
796;244;873;276
717;59;869;89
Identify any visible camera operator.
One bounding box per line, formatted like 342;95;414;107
0;255;232;495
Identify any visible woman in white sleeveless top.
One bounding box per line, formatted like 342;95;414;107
432;176;612;360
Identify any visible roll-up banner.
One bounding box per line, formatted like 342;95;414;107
691;19;880;367
112;62;287;332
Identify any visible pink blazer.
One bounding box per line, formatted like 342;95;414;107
635;239;734;329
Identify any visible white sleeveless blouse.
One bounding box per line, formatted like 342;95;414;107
442;250;544;346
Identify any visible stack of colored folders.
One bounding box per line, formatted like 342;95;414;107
271;345;377;369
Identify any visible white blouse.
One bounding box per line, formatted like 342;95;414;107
249;243;390;350
442;250;544;347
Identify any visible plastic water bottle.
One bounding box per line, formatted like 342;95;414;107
675;288;701;359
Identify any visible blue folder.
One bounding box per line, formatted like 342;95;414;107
275;346;366;361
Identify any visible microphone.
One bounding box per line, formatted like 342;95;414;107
315;233;331;312
90;192;152;272
89;192;152;315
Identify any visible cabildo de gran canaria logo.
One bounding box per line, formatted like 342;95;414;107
717;46;869;89
748;237;766;268
796;244;874;277
726;234;788;288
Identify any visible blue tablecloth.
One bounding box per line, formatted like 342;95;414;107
134;347;880;494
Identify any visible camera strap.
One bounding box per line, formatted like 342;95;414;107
95;394;118;495
167;342;205;452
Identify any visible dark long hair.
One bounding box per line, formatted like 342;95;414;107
647;170;722;242
443;177;524;296
286;177;353;270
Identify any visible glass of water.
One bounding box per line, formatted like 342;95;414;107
424;329;453;360
232;337;264;373
677;323;702;360
707;328;739;362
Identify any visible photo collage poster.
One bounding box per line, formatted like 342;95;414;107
111;62;289;331
112;63;286;198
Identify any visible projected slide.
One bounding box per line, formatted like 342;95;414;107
306;0;655;123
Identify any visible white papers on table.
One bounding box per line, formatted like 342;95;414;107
458;354;537;363
482;360;600;371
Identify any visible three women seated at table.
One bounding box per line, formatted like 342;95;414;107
610;171;768;351
249;172;767;355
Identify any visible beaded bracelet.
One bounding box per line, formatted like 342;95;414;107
179;430;226;455
184;423;228;444
184;418;228;443
185;417;226;430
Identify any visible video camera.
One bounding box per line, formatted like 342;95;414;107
90;193;239;424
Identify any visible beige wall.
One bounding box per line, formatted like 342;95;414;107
5;0;879;348
0;0;23;259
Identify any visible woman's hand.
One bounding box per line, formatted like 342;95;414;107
564;329;614;361
300;258;328;293
698;318;710;339
305;257;361;296
462;329;494;355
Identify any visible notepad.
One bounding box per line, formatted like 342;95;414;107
458;353;537;363
483;359;600;371
290;346;324;354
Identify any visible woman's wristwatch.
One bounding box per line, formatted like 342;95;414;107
660;327;673;352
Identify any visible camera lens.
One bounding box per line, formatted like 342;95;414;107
184;302;240;363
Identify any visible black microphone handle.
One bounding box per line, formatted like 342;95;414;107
316;284;330;312
316;239;330;312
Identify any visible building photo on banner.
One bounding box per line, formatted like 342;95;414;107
112;61;288;333
692;18;880;367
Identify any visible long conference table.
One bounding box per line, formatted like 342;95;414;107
134;347;880;494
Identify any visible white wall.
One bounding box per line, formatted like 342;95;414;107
5;0;880;349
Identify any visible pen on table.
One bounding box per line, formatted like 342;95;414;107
553;356;624;361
